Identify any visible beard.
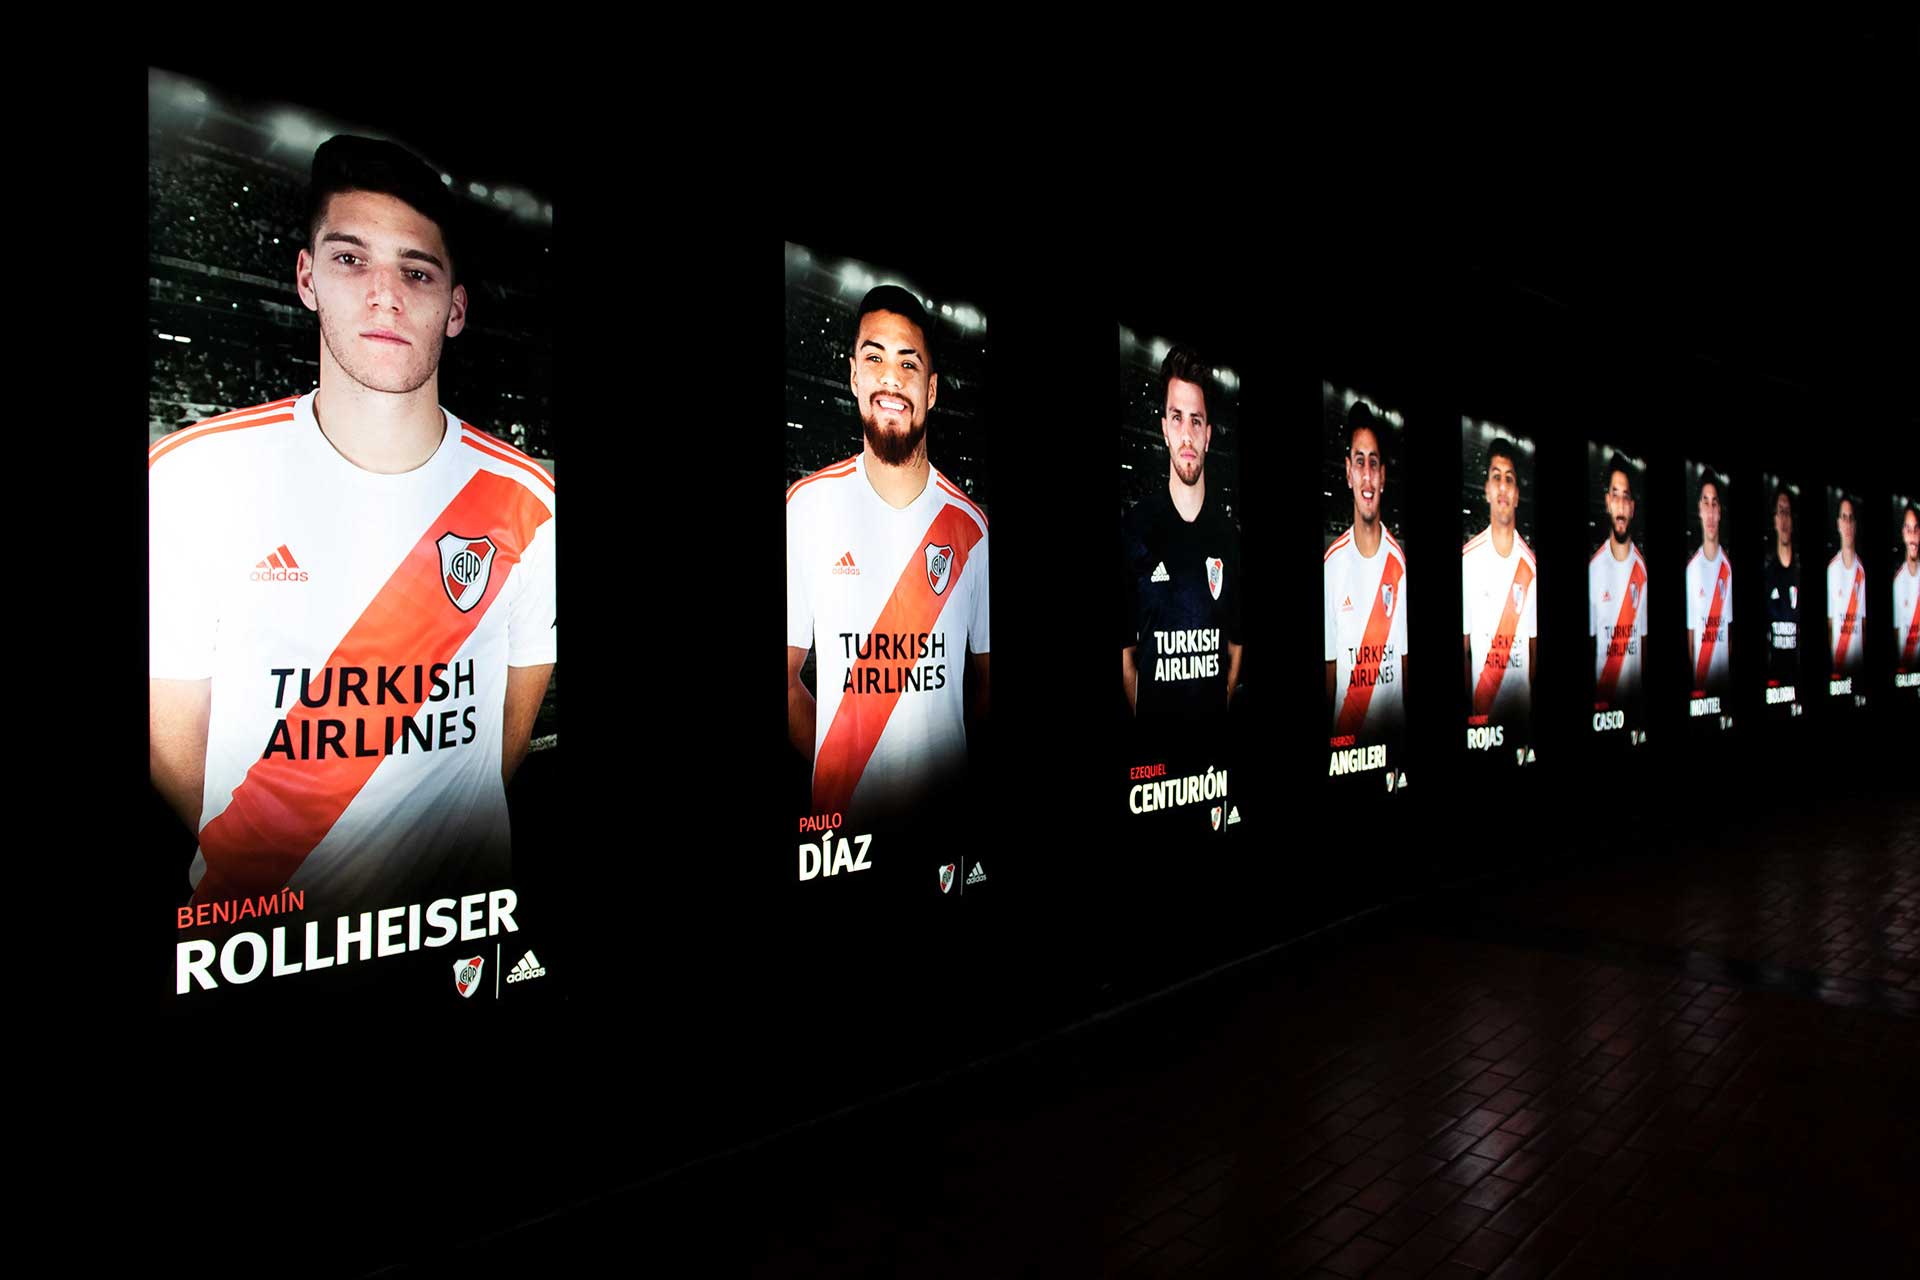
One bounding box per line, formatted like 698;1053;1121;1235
1611;517;1631;546
317;302;441;395
862;402;927;466
1172;452;1205;487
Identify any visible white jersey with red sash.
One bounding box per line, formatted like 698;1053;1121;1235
149;393;558;912
1827;552;1866;674
1462;528;1537;725
1589;541;1648;704
1685;545;1733;692
786;454;989;820
1324;527;1409;740
1893;562;1919;670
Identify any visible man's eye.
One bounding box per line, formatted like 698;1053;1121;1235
902;361;916;372
406;269;431;283
334;253;361;266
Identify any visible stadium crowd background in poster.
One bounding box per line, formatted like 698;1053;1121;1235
1682;458;1734;731
1893;492;1918;698
1459;418;1538;768
783;242;991;899
1587;442;1650;745
1760;473;1805;721
1118;326;1244;834
1823;484;1867;706
147;67;559;1008
1323;383;1409;790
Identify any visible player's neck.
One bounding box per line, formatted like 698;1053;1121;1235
1905;556;1919;575
1839;547;1856;568
1610;536;1634;562
1167;472;1206;523
863;444;929;510
313;363;445;475
1776;541;1793;567
1490;522;1515;557
1351;516;1382;557
1701;536;1720;561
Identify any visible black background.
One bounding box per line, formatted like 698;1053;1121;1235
46;34;1920;1277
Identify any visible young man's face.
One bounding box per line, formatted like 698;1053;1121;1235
296;190;467;395
849;309;936;466
1485;451;1518;530
1837;499;1856;553
1904;508;1919;563
1347;426;1383;527
1698;480;1722;545
1774;491;1794;548
1162;376;1210;487
1606;468;1636;544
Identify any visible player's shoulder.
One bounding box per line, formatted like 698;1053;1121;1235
1631;545;1647;570
148;393;303;475
1323;528;1353;565
456;418;556;510
1383;529;1407;566
1589;543;1609;567
785;454;860;508
1462;529;1490;557
931;468;989;536
1687;547;1705;570
1513;532;1537;568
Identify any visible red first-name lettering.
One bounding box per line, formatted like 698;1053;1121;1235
176;889;304;930
798;812;845;833
1327;735;1357;749
1128;763;1167;781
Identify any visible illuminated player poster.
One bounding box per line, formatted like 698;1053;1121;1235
784;244;991;895
1683;460;1734;731
147;69;561;1007
1461;420;1537;768
1824;486;1867;706
1893;494;1918;698
1587;443;1649;745
1324;385;1409;789
1760;475;1805;721
1120;329;1243;831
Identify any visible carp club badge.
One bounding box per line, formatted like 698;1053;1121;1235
1513;581;1528;609
438;533;498;613
926;543;954;595
453;955;486;998
938;863;956;895
1382;582;1396;618
1206;557;1223;600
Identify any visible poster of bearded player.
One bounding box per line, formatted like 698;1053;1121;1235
1323;384;1410;791
1587;443;1651;747
783;243;991;901
1119;327;1244;833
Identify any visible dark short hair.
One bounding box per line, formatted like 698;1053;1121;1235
1160;345;1212;421
1836;492;1856;517
851;285;936;372
1487;437;1520;474
1698;468;1722;500
1773;482;1794;511
1606;452;1636;495
307;135;463;284
1905;501;1919;525
1344;400;1382;457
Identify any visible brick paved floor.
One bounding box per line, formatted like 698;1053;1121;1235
441;787;1919;1278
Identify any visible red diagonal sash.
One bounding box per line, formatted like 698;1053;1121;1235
1693;557;1731;689
1834;563;1863;673
1335;552;1405;739
1473;557;1534;719
813;505;984;816
1903;574;1918;666
1597;557;1646;705
194;472;551;902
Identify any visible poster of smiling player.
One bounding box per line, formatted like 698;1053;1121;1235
784;243;991;899
1760;474;1805;722
1683;459;1734;732
1893;493;1918;700
1587;443;1650;745
1461;419;1538;768
1119;326;1243;833
1324;384;1409;790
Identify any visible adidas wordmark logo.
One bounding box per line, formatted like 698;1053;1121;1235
250;543;309;582
506;950;547;984
1150;561;1170;583
966;862;987;885
833;551;861;575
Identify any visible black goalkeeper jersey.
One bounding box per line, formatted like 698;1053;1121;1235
1122;484;1242;729
1762;549;1801;683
